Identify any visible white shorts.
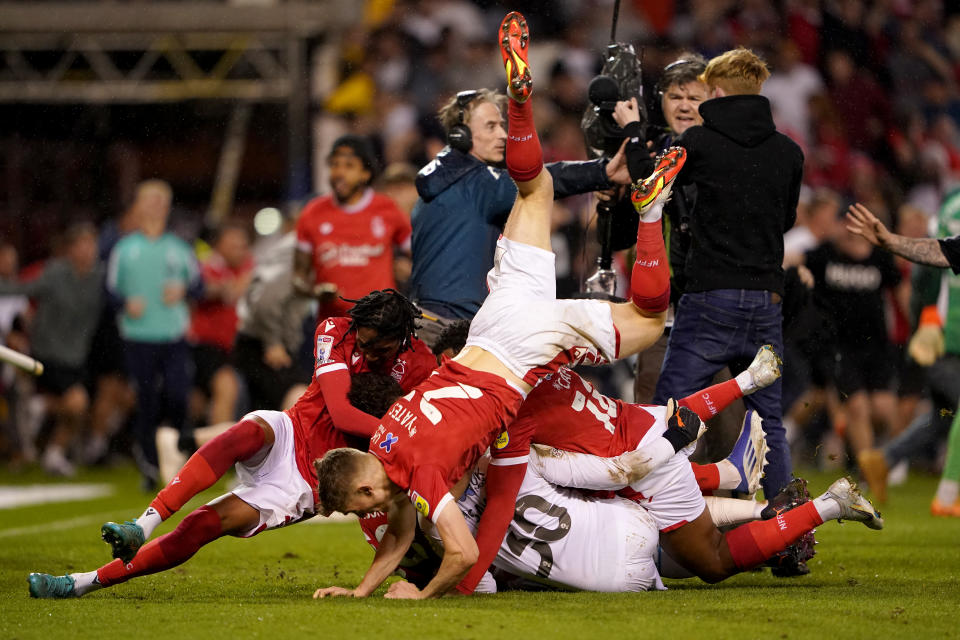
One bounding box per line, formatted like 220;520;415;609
228;410;316;537
627;406;707;532
622;499;666;591
466;237;619;385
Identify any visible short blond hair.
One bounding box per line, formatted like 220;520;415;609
700;48;770;95
437;89;507;132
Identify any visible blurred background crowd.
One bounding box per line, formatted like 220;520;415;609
3;0;960;502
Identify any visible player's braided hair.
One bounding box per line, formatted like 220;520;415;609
340;288;422;352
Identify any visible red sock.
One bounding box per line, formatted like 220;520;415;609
506;97;543;182
679;378;744;420
629;220;669;313
151;419;265;519
97;506;223;586
723;502;824;570
691;462;720;491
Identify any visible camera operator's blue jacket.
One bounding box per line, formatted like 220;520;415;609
409;147;613;319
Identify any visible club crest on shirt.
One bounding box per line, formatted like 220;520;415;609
494;431;509;449
316;335;334;364
391;360;406;383
411;491;430;517
371;216;386;238
319;222;334;235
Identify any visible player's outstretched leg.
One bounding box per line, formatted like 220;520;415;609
29;492;263;599
101;417;270;562
498;10;554;253
722;477;881;576
626;147;686;317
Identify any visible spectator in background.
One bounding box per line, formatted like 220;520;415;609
408;88;630;348
233;215;314;415
377;162;419;294
848;196;960;508
187;221;254;426
107;180;202;488
653;48;804;499
762;38;825;148
0;223;103;476
294;135;412;321
804;216;901;492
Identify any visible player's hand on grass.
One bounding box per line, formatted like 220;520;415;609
313;586;358;599
384;580;423;600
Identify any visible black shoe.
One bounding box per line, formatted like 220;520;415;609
768;530;817;577
761;477;810;520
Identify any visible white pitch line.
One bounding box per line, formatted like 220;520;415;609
0;511;123;539
0;483;113;509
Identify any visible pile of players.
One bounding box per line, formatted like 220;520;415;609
27;11;883;600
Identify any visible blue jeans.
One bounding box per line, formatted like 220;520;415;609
654;289;791;497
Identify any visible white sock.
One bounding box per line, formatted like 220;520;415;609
704;496;762;526
70;570;103;597
135;506;163;539
935;479;959;505
715;459;741;490
734;369;755;395
641;201;664;223
812;494;840;522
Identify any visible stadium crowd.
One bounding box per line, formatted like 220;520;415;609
4;0;960;572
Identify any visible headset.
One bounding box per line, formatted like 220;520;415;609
447;89;479;153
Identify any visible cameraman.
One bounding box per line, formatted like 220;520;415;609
409;88;631;348
616;55;709;403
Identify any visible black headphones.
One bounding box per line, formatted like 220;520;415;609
447;90;479;153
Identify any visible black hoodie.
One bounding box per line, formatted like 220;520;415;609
673;94;803;296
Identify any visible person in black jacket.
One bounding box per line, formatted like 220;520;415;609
652;48;805;499
408;88;631;348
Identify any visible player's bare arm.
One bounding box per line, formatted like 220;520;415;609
387;503;479;599
314;494;416;599
846;202;950;268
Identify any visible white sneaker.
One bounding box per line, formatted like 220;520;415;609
42;446;76;477
745;344;782;392
156;426;187;485
822;477;884;530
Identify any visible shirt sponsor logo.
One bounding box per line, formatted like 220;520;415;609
378;432;398;453
316;335;334;364
494;431;509;449
318;242;386;268
411;491;430;517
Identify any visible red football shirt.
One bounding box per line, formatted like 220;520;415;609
295;189;411;318
188;252;254;351
286;317;437;502
369;360;525;523
493;366;659;462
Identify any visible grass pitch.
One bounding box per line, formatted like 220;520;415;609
1;463;958;640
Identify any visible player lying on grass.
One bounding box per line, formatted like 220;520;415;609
348;401;882;595
311;10;676;600
27;289;439;599
428;449;882;593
